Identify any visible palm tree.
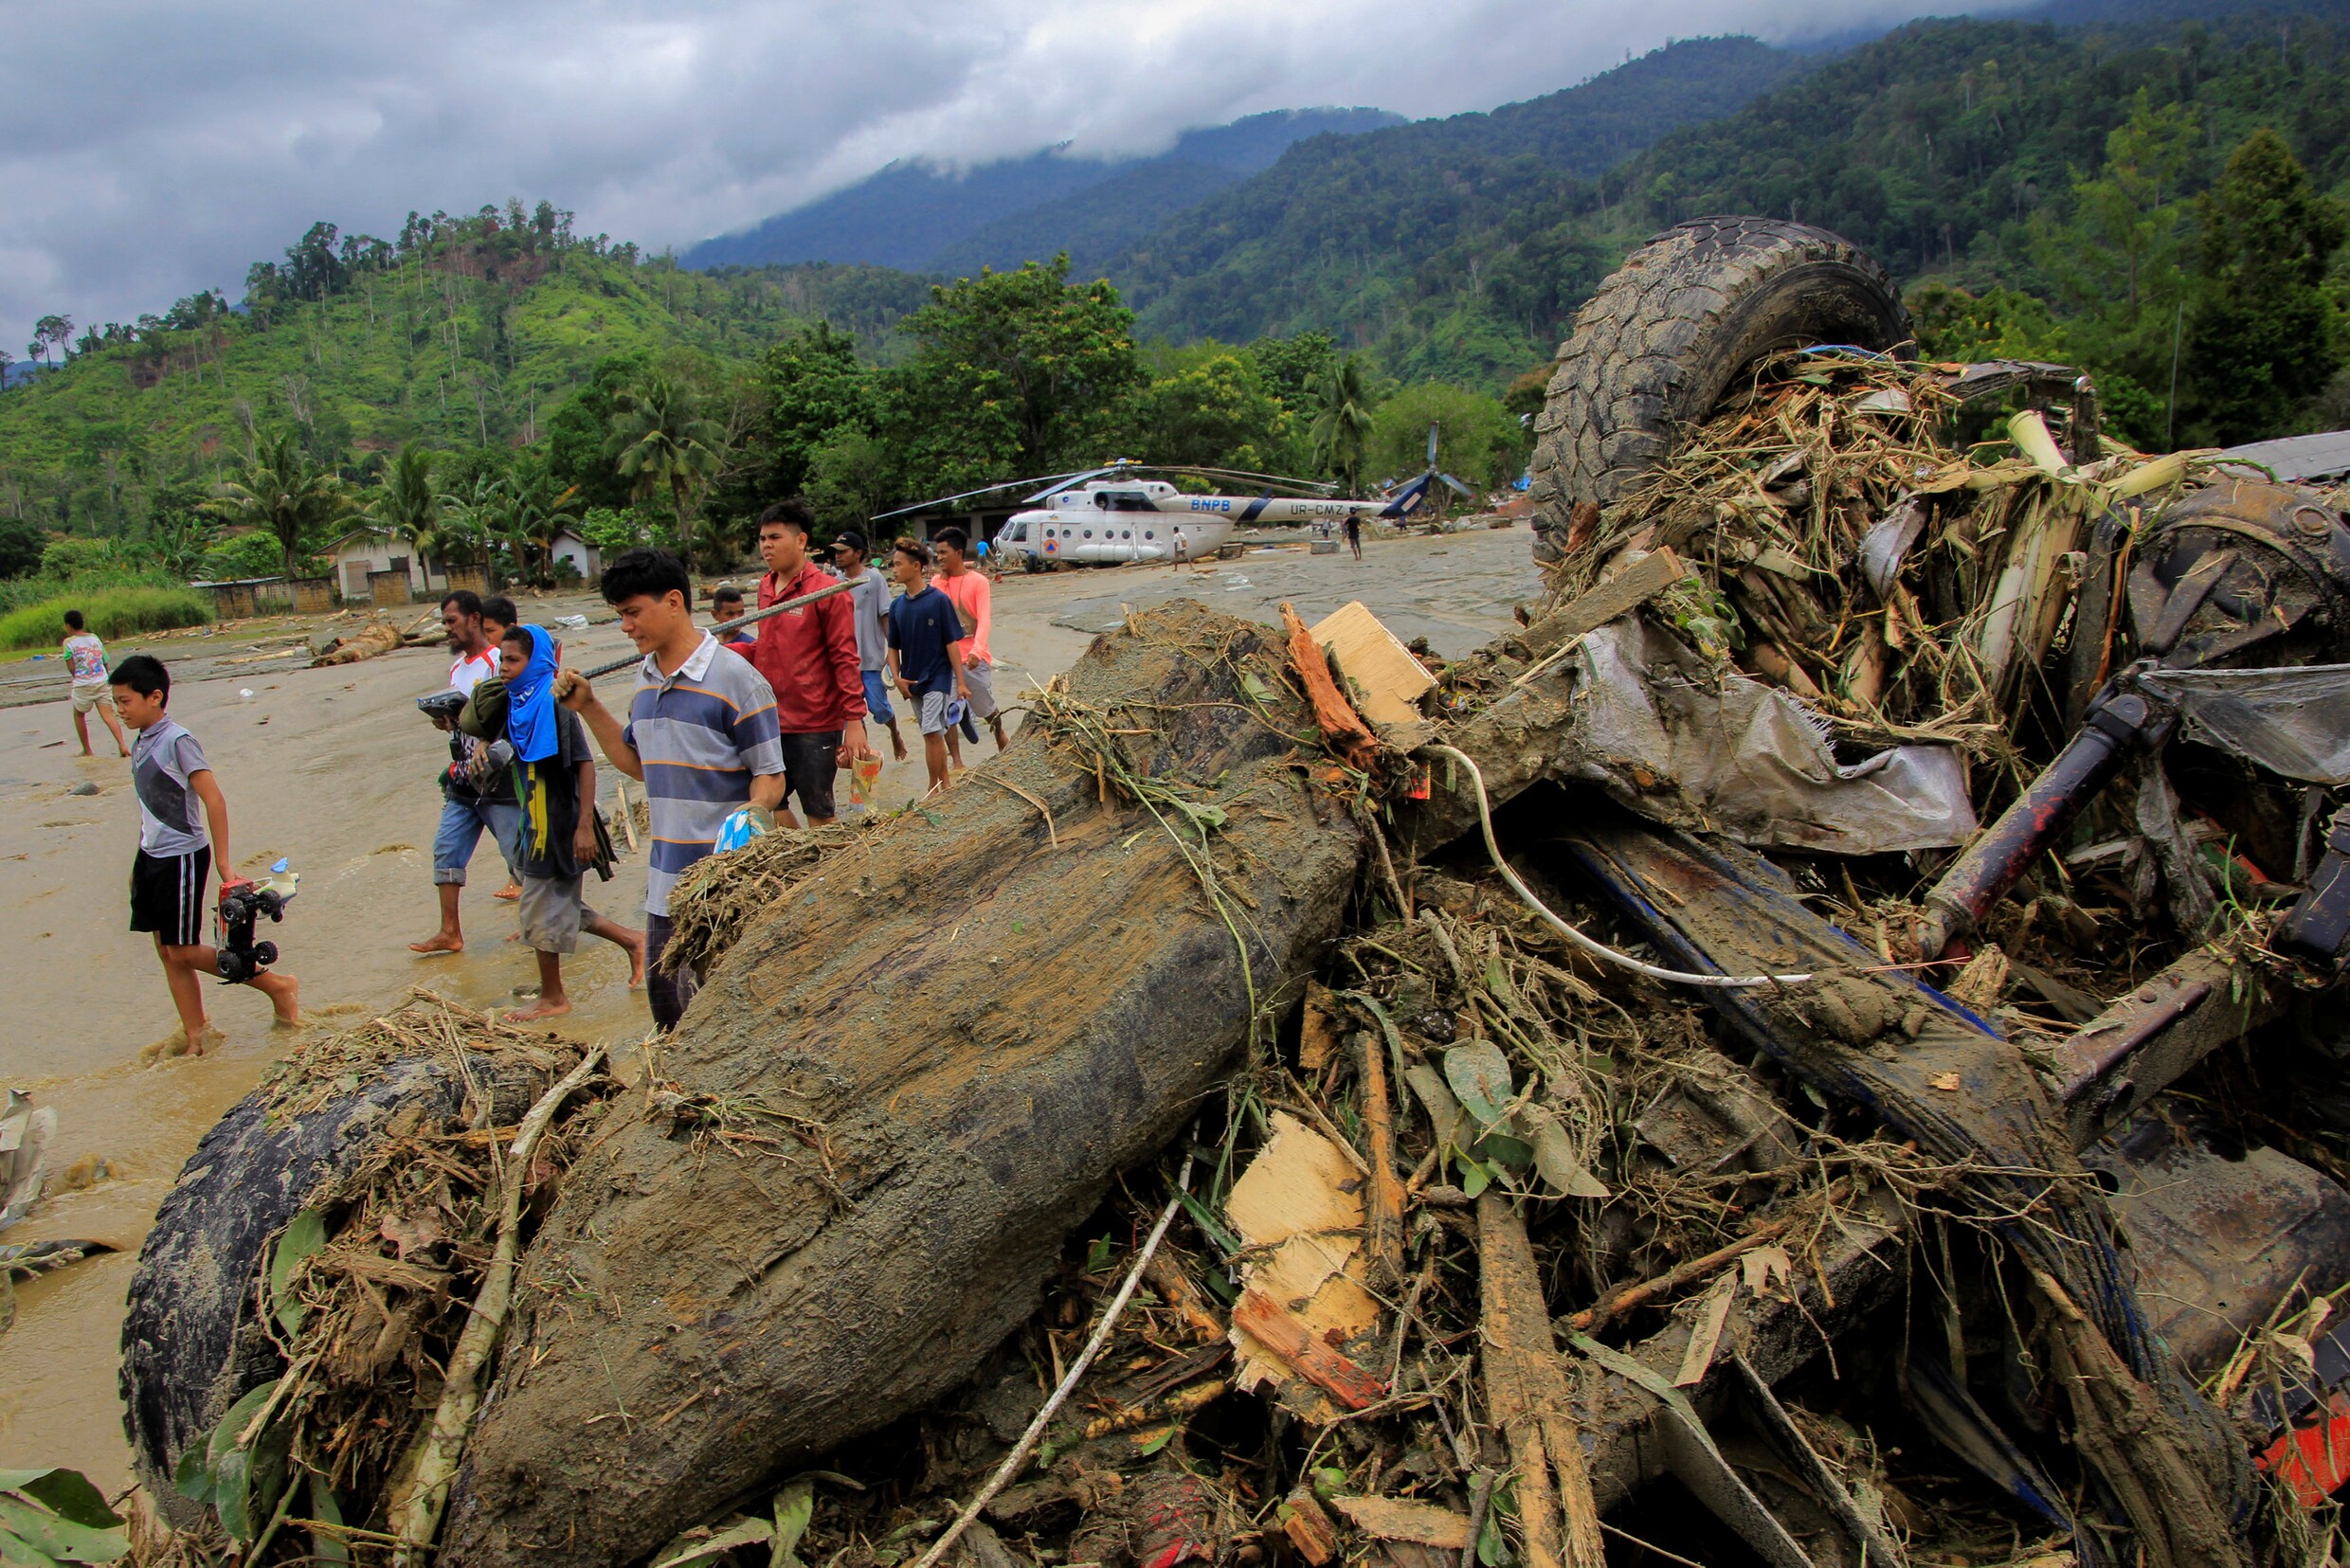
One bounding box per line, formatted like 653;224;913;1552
204;429;360;580
605;372;725;566
505;472;582;585
1310;355;1379;497
437;476;505;579
371;444;440;577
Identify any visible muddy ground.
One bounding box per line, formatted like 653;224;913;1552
0;523;1539;1487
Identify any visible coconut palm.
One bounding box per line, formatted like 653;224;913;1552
605;372;726;567
504;469;582;585
371;444;438;561
204;429;360;579
1310;355;1379;497
437;476;504;575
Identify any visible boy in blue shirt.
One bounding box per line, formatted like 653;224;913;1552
883;538;967;796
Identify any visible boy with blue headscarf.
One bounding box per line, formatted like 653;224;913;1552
496;624;644;1020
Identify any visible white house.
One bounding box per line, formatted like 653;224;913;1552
549;528;601;584
326;528;438;601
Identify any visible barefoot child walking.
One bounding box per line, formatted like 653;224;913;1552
62;610;129;757
112;655;298;1053
884;538;967;797
497;625;643;1022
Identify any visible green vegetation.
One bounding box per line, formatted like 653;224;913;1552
0;202;929;545
750;258;1527;547
0;585;211;650
11;4;2350;592
1099;7;2350;442
1111;36;1810;384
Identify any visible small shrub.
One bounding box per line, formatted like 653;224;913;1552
200;532;284;581
40;536;120;578
0;586;212;651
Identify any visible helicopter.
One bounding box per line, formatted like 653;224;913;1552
871;460;1415;569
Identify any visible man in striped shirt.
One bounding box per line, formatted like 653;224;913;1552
557;548;786;1029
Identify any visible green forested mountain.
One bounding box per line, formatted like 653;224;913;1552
1107;37;1812;382
684;109;1401;274
0;208;929;533
11;0;2350;599
1105;7;2350;395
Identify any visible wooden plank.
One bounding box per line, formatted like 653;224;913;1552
1478;1192;1605;1568
1331;1496;1473;1550
1354;1024;1408;1291
1520;548;1690;662
1311;602;1435;730
1299;980;1343;1072
1281;1490;1341;1565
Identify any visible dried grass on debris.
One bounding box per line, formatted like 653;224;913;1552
142;994;611;1568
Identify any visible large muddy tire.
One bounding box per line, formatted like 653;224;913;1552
120;1053;557;1523
1528;217;1912;561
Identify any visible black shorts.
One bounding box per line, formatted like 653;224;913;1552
130;847;210;947
780;730;841;820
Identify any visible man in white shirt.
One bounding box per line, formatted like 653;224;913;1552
411;590;520;956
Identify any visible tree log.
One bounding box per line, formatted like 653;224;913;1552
435;604;1366;1568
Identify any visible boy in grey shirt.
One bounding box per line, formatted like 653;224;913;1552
112;654;299;1053
831;530;907;762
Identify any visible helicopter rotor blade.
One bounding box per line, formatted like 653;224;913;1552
870;469;1099;522
1153;464;1339;495
1438;472;1474;497
1021;466;1133;502
1426;421;1439;467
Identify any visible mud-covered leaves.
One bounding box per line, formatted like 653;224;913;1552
1442;1042;1512;1127
651;1473;841;1568
653;1514;776;1568
267;1209;328;1338
0;1469;125;1567
768;1478;817;1568
1410;1047;1607;1200
175;1379;290;1543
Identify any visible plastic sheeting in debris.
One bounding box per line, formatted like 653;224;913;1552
2136;663;2350;785
0;1090;56;1234
1568;619;1978;855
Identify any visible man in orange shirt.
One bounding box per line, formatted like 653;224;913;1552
931;526;1006;752
749;501;871;823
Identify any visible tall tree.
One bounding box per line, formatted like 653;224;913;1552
503;462;583;584
437;475;504;573
1310;355;1380;496
145;480;217;580
760;323;876;498
545;353;652;510
204;429;361;579
2184;129;2349;444
29;315;71;368
893;255;1144;489
371;445;440;570
606;373;726;567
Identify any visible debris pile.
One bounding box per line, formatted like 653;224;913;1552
121;996;610;1565
121;346;2350;1568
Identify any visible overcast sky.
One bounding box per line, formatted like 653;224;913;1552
0;0;2035;351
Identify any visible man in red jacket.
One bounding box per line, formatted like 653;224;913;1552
750;500;871;824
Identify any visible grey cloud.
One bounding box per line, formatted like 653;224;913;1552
0;0;2033;349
